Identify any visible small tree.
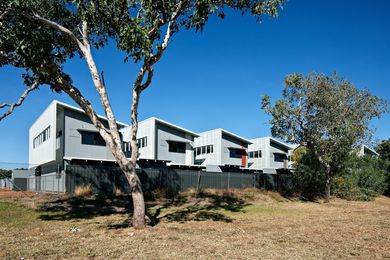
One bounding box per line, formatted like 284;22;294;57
261;73;387;202
1;0;285;228
333;154;387;201
376;139;390;195
377;139;390;161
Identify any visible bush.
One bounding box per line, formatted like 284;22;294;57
292;150;326;200
379;160;390;196
74;183;92;197
332;155;387;201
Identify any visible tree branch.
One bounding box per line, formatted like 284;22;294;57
128;2;186;167
81;20;89;46
81;32;124;152
149;1;185;66
20;12;85;51
48;67;112;139
0;9;10;20
0;81;39;122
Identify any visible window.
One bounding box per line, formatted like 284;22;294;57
274;153;287;162
137;136;147;148
229;148;244;158
80;131;106;146
123;142;131;152
249;150;262;158
168;141;186;153
56;137;61;150
194;144;214;156
33;126;51;149
123;142;132;157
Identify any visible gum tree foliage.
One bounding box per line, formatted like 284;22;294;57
261;73;387;202
0;169;12;179
377;139;390;161
333;154;387;201
376;139;390;195
0;0;285;228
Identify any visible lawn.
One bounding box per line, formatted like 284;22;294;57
0;189;389;259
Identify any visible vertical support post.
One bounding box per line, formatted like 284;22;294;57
227;172;230;190
196;170;201;191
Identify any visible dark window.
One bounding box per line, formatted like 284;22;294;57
123;142;131;157
168;141;186;153
81;131;106;146
274;153;287;162
229;148;243;158
195;144;214;155
33;126;51;149
137;137;147;148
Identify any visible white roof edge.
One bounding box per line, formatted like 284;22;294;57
362;144;379;156
251;136;292;149
198;128;252;144
143;117;199;137
29;100;57;131
166;162;206;167
64;156;117;162
220;128;252;144
54;100;129;127
269;137;293;150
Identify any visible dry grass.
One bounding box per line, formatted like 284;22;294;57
74;183;92;197
0;189;389;259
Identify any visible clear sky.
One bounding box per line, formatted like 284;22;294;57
0;0;389;167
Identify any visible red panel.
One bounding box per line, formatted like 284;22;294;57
241;142;247;168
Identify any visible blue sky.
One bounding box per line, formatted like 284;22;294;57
0;0;389;166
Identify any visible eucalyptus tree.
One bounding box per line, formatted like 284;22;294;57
262;73;387;202
0;0;285;228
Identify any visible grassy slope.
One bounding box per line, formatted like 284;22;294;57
0;191;389;259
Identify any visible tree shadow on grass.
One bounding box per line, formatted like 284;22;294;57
37;191;249;228
139;191;249;228
161;191;249;223
38;194;133;221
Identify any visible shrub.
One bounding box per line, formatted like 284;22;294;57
292;150;326;200
379;160;390;196
332;155;387;201
74;183;92;197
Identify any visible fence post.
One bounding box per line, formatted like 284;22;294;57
227;172;230;190
196;170;201;191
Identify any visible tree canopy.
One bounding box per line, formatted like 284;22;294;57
0;169;12;179
262;73;387;201
377;139;390;161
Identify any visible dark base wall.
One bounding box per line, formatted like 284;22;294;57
65;164;293;195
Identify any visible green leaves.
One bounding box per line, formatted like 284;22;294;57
262;72;387;172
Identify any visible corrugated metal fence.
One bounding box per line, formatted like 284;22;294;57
0;178;12;189
20;165;293;194
27;172;65;193
64;165;293;194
